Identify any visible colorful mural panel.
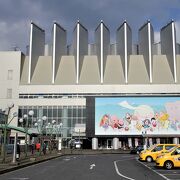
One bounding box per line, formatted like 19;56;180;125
95;97;180;135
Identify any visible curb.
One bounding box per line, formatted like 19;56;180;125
0;154;62;175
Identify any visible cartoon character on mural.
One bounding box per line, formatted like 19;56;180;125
142;119;151;131
165;101;180;131
158;112;169;129
110;115;124;129
151;117;157;131
99;114;110;130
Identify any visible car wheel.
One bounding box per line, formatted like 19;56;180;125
164;161;173;170
146;156;153;162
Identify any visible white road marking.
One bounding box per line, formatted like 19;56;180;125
163;174;180;175
114;160;135;180
63;158;70;161
90;164;95;170
8;178;29;180
136;158;170;180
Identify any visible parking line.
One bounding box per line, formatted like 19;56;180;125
136;158;170;180
114;160;135;180
163;174;180;175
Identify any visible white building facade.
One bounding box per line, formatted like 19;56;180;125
0;20;180;149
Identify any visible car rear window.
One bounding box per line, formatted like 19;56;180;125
165;145;175;150
154;145;163;151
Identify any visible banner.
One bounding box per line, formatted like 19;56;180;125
95;97;180;135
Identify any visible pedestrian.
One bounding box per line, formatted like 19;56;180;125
36;143;40;152
16;142;20;160
31;143;35;155
42;142;46;155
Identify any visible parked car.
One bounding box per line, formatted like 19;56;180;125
130;145;144;154
156;145;180;169
139;144;177;162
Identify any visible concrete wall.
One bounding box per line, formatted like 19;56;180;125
28;22;45;83
104;55;125;84
139;21;154;82
152;55;174;83
79;56;100;84
52;22;67;83
116;21;132;83
0;51;22;126
161;21;177;82
95;21;110;83
54;56;76;84
31;56;52;84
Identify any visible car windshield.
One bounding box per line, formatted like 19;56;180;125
167;146;177;153
147;145;156;150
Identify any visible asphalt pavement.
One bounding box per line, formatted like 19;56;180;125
0;154;175;180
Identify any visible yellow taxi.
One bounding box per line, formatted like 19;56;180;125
139;144;176;162
156;145;180;169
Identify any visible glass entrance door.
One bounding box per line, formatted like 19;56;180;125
107;139;112;149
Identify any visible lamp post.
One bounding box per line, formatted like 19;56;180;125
34;116;47;156
1;103;17;163
19;110;34;158
53;122;63;151
142;130;147;150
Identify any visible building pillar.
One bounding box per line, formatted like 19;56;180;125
119;141;122;149
156;138;160;144
92;138;98;150
173;138;179;144
135;138;139;147
148;138;153;147
113;138;119;150
128;138;132;148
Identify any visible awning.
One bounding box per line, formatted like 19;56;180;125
0;124;32;135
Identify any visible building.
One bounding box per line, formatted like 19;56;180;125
0;20;180;149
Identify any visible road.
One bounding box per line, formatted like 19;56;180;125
0;154;179;180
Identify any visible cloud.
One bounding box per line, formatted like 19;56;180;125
0;0;180;52
154;31;160;43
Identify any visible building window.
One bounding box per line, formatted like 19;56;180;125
7;70;13;80
7;88;12;99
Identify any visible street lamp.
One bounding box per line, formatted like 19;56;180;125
19;110;34;158
34;116;47;155
1;103;17;163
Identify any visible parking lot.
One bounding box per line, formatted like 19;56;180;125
1;153;180;180
138;158;180;180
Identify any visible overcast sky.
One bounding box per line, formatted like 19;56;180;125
0;0;180;53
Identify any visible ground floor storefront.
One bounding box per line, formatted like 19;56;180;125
91;137;180;150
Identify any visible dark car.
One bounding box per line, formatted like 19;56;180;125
130;145;144;154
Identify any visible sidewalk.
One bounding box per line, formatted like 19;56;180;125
0;149;130;175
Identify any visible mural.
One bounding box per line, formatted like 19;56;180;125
95;97;180;135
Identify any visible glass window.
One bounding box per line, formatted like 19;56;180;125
154;145;163;151
53;106;57;118
58;107;62;118
165;145;175;150
77;108;80;117
7;88;12;98
68;108;72;118
72;108;76;117
43;107;47;116
48;107;52;117
172;148;180;155
7;70;13;80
